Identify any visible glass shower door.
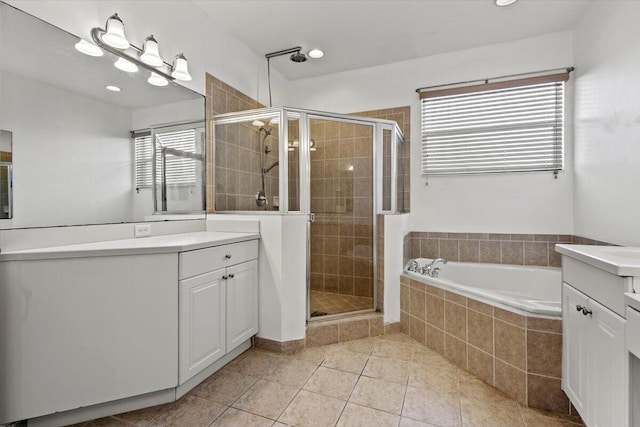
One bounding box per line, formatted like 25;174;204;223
308;117;375;318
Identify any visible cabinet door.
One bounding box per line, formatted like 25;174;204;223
562;283;590;421
226;260;258;352
179;269;226;385
588;297;626;427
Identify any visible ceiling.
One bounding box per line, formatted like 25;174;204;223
193;0;594;81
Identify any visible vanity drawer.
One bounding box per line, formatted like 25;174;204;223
179;239;258;279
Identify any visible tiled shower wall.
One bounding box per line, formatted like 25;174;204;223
309;120;375;298
206;74;280;212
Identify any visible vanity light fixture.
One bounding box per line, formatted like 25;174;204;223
308;48;324;59
495;0;518;6
114;57;138;73
91;13;193;86
101;14;130;49
74;39;103;57
140;35;163;66
148;72;169;87
105;85;121;92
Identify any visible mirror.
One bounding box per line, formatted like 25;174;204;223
0;130;12;219
0;2;206;229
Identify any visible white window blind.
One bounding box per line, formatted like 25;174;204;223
134;129;197;188
421;77;566;175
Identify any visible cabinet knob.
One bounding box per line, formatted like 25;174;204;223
228;273;235;278
224;254;232;259
222;275;228;280
576;305;584;312
582;307;593;316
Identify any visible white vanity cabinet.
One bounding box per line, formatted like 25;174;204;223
178;239;258;385
558;249;632;427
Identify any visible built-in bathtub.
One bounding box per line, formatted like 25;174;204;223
404;258;561;318
400;258;571;416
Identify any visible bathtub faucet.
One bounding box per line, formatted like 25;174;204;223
422;258;448;277
408;260;419;272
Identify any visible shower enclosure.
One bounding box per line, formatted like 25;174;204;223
213;107;406;320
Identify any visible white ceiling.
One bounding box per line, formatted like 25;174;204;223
193;0;595;81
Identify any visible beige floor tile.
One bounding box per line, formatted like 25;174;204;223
402;386;461;427
340;337;377;355
303;366;359;400
278;390;346;427
519;406;584;426
413;348;457;371
322;349;369;374
263;358;319;387
82;418;129;426
111;403;171;426
233;379;299;420
286;345;335;365
408;363;458;393
193;369;258;405
349;376;406;415
362;355;411;384
459;376;516;407
399;417;440;427
225;349;282;377
372;340;414;361
461;398;524;427
210;407;274;427
336;402;401;427
148;395;226;427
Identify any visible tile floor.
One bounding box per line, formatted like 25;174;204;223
71;333;584;427
310;291;373;316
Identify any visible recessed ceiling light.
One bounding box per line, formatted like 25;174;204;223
105;85;121;92
75;39;103;57
308;48;324;59
495;0;517;6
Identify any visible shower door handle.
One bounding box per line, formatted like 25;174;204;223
308;213;315;223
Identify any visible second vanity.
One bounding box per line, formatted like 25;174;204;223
0;230;260;426
557;244;640;427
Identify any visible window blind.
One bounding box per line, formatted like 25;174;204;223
421;78;565;175
134;129;197;188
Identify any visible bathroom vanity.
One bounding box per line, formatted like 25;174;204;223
0;231;259;426
557;245;640;427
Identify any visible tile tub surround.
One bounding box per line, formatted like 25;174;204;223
404;232;616;268
399;275;570;416
74;333;584;427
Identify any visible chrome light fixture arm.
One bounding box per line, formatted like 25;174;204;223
91;27;175;81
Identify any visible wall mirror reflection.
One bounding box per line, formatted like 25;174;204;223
0;130;12;219
0;2;206;229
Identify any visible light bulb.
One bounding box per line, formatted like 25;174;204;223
102;13;130;49
308;49;324;59
105;85;121;92
171;53;192;81
75;39;103;57
140;35;163;67
148;72;168;87
114;57;138;73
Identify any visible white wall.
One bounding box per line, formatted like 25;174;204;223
289;31;575;235
6;1;288;105
572;1;640;246
0;72;133;228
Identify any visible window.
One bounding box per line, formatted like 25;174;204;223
420;72;568;176
134;128;197;189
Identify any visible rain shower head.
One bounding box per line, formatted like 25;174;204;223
290;51;307;63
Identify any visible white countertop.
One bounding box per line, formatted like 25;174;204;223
556;244;640;276
0;231;260;261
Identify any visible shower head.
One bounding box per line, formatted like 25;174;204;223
290;51;307;63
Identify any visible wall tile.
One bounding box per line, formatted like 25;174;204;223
527;331;562;378
426;325;445;354
409;288;426;319
410;317;426;345
459;240;480;262
524;242;549;266
468;310;493;355
306;324;339;347
527;317;562;334
501;241;524;265
468;299;494;316
439;240;459;261
494;307;526;328
426;294;445;329
494;320;525;370
444;334;467;369
494;360;526;406
527;374;569;413
467;346;494;386
444;301;467;341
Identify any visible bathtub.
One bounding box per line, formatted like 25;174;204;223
404;258;561;317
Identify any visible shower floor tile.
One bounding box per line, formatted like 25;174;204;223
310;290;373;316
73;333;585;427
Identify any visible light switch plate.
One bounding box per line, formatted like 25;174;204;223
134;224;151;237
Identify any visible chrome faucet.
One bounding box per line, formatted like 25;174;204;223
422;258;447;277
408;260;419;272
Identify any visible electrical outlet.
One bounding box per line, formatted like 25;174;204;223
134;224;151;238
